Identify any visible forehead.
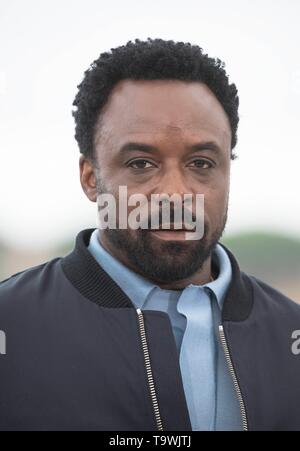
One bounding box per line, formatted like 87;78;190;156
94;79;231;148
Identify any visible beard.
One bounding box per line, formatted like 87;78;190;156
99;210;228;284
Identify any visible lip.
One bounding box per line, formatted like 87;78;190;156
147;225;195;232
148;229;191;241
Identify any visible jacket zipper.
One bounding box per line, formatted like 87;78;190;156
219;325;248;431
136;308;164;431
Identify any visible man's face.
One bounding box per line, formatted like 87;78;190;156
81;79;232;284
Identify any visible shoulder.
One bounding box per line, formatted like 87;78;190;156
0;258;63;309
247;273;300;317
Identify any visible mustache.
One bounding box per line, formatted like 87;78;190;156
139;208;197;230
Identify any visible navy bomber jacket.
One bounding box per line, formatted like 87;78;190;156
0;228;299;431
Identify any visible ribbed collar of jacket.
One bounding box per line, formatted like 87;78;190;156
61;228;254;322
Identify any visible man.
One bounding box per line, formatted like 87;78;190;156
0;38;299;431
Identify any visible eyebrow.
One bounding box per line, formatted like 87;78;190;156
188;142;222;154
119;142;158;154
119;141;222;155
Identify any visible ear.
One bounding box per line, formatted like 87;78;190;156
79;155;97;202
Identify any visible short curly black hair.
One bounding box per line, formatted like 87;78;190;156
72;38;239;160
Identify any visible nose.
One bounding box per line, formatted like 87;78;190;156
155;166;191;199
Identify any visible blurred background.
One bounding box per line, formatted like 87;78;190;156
0;0;299;301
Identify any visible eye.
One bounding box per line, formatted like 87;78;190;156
187;159;213;169
127;159;155;169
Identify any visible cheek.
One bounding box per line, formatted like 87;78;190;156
203;184;229;223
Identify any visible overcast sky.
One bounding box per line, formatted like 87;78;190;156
0;0;299;250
